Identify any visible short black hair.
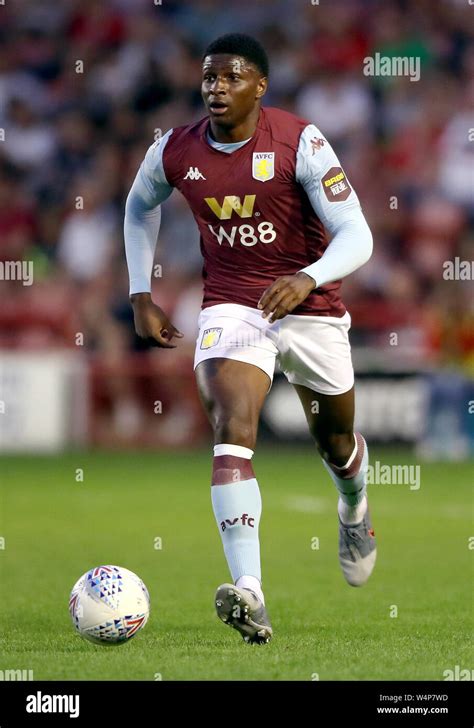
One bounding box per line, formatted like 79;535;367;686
202;33;269;77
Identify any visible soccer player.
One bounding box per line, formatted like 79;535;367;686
124;34;375;644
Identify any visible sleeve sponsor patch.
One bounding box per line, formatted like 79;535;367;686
321;166;352;201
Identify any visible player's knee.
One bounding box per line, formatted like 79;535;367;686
315;431;354;466
213;416;257;450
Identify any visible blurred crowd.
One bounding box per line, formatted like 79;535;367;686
0;0;472;442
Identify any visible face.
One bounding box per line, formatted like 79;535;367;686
201;54;267;127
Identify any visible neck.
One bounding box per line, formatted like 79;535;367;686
209;105;260;143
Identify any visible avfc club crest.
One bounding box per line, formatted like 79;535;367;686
200;327;223;350
252;153;275;182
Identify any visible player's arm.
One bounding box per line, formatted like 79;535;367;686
295;124;373;288
258;125;373;321
124;131;183;348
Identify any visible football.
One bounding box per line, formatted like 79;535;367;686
69;565;150;645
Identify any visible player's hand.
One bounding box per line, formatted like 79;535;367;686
130;293;184;348
257;272;316;322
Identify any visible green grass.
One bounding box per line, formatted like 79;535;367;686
0;449;472;680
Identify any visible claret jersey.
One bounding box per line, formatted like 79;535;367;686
126;106;370;317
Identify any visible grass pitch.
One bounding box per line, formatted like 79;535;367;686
0;448;471;680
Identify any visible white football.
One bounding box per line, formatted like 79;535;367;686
69;565;150;644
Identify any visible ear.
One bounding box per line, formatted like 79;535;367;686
255;76;268;100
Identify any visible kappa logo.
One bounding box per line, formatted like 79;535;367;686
220;513;255;532
321;166;352;202
310;137;326;154
183;166;206;180
252;152;275;182
200;327;223;349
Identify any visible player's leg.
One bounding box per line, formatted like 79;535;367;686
293;384;376;586
293;384;364;507
195;357;272;642
196;356;268;450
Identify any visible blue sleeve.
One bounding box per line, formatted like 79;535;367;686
124;130;174;295
295;124;373;287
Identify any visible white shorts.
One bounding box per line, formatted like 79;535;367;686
193;303;354;395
